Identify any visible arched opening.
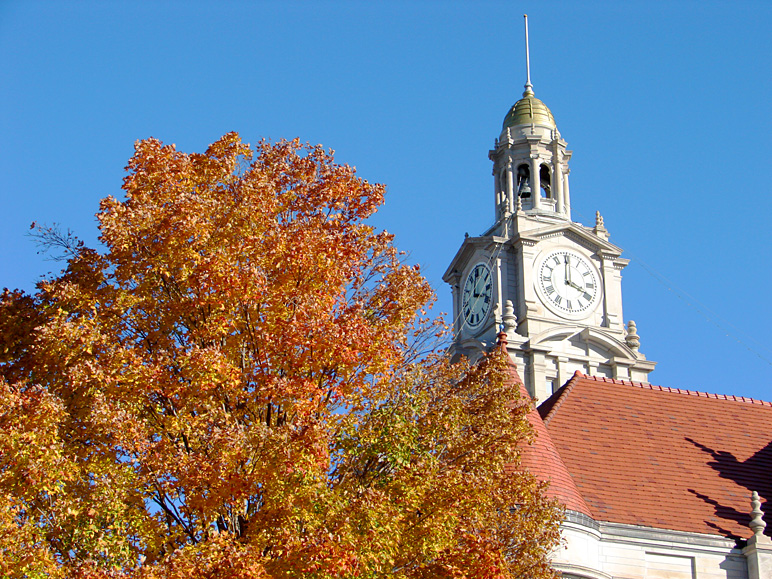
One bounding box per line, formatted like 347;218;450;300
539;163;551;198
516;164;531;198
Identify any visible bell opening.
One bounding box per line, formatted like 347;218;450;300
517;164;531;199
540;163;551;198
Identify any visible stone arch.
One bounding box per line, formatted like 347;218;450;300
526;326;640;392
529;325;637;363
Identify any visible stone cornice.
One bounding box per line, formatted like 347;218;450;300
442;235;507;281
598;521;741;555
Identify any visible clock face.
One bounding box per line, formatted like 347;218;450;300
536;249;601;318
462;263;493;330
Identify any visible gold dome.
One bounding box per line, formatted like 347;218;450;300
502;91;556;130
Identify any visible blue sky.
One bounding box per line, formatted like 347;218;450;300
2;1;771;400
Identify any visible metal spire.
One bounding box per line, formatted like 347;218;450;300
523;14;534;97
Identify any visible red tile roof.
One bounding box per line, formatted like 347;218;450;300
503;358;592;516
539;373;772;540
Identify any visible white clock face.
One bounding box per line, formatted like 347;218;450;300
462;263;493;330
536;250;600;318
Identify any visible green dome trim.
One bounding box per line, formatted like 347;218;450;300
502;95;556;130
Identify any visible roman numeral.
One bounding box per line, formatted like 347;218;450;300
554;295;562;305
583;292;592;301
566;300;572;310
586;282;594;289
545;285;555;295
553;257;560;265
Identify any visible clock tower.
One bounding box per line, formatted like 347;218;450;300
443;18;655;402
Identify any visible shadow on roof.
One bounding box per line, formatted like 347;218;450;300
686;436;772;540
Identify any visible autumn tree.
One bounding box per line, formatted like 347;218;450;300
0;133;562;578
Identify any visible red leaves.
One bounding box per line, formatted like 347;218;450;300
0;134;561;578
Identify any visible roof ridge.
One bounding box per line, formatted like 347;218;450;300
540;370;584;426
577;374;772;406
512;374;593;517
490;337;593;518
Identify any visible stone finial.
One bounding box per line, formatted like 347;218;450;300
503;300;517;333
625;320;640;352
515;194;523;213
750;491;767;537
500;197;511;218
593;211;609;240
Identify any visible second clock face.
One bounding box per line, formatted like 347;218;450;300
537;250;600;318
462;262;493;330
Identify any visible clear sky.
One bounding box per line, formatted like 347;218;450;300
2;1;771;400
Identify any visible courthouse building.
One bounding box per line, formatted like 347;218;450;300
442;40;772;579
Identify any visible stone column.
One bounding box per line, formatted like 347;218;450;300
494;170;501;221
556;356;569;391
506;162;515;214
449;276;461;337
494;253;503;328
563;169;571;220
611;359;631;380
554;160;564;214
517;240;540;335
599;254;622;330
529;348;548;401
530;157;541;210
744;537;772;579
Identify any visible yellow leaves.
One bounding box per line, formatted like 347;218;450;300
0;494;61;579
137;533;270;579
316;353;562;578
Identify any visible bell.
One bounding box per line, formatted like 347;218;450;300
518;180;532;199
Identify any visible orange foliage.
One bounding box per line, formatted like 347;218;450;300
0;134;561;578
